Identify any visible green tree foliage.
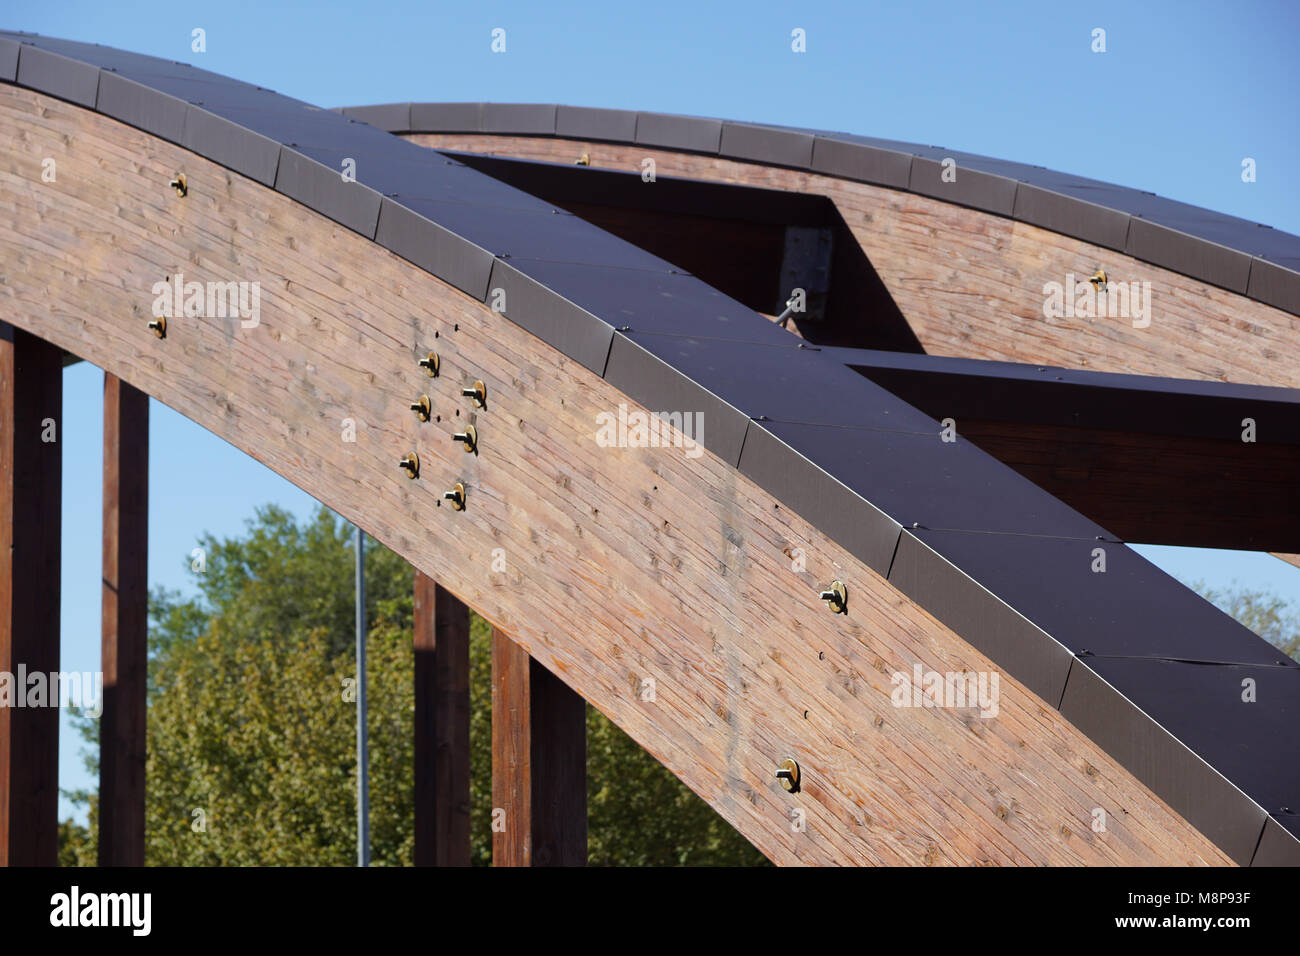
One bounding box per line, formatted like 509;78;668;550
64;505;765;866
1193;580;1300;662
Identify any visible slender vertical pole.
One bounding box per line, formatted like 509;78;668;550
355;524;369;867
0;324;63;866
99;373;149;866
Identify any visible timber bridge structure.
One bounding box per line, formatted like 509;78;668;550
1;31;1298;867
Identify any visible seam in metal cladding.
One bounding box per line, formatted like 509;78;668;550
4;31;1298;866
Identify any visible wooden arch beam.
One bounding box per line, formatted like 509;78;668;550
0;85;1243;865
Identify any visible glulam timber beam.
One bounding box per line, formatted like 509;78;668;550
402;132;1300;392
99;373;149;866
823;347;1300;550
0;323;62;867
0;82;1257;865
491;627;586;867
413;572;471;866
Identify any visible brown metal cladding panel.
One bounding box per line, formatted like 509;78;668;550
1013;183;1132;252
634;112;723;154
1126;218;1254;294
886;529;1074;705
719;122;815;169
555;105;637;142
1058;660;1272;866
1251;815;1300;866
410;101;483;132
339;102;411;132
1247;257;1300;316
908;156;1018;217
482;103;556;135
810;136;912;189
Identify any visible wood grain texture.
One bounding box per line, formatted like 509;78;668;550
957;420;1300;551
0;324;62;867
99;373;149;866
0;86;1236;865
406;134;1300;390
413;572;471;866
491;627;587;866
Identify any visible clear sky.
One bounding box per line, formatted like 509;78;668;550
7;0;1297;822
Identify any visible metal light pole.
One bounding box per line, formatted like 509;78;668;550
355;523;370;867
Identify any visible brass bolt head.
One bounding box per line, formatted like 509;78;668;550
775;758;801;793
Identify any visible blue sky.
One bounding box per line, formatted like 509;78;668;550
8;0;1297;822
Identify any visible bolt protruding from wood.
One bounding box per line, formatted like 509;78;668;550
410;395;431;422
444;482;466;511
147;316;167;339
418;352;439;378
1088;268;1107;291
776;758;801;793
820;581;847;614
461;380;486;408
453;424;477;453
398;452;420;478
169;172;187;197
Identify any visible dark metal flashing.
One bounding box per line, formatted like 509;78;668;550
737;424;903;576
556;105;637;143
182;106;282;186
16;42;100;106
6;32;1297;863
719;122;815;169
1126;218;1254;294
1248;257;1300;315
409;101;482;133
604;334;750;466
383;101;1300;317
1251;815;1300;867
0;34;19;82
824;347;1300;445
485;259;615;376
908;156;1018;218
338;101;410;133
886;530;1075;705
374;199;493;301
1012;183;1131;252
275;147;383;238
633;111;723;154
809;136;912;190
95;70;189;145
482;102;557;136
1057;660;1276;866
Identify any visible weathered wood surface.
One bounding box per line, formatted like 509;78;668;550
0;324;62;866
406;134;1300;390
0;86;1235;864
99;373;149;866
491;627;587;866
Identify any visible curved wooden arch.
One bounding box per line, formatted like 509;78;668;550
0;84;1238;866
397;131;1300;391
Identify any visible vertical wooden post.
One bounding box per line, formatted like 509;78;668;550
413;572;470;866
99;374;148;866
0;324;63;866
491;627;586;866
